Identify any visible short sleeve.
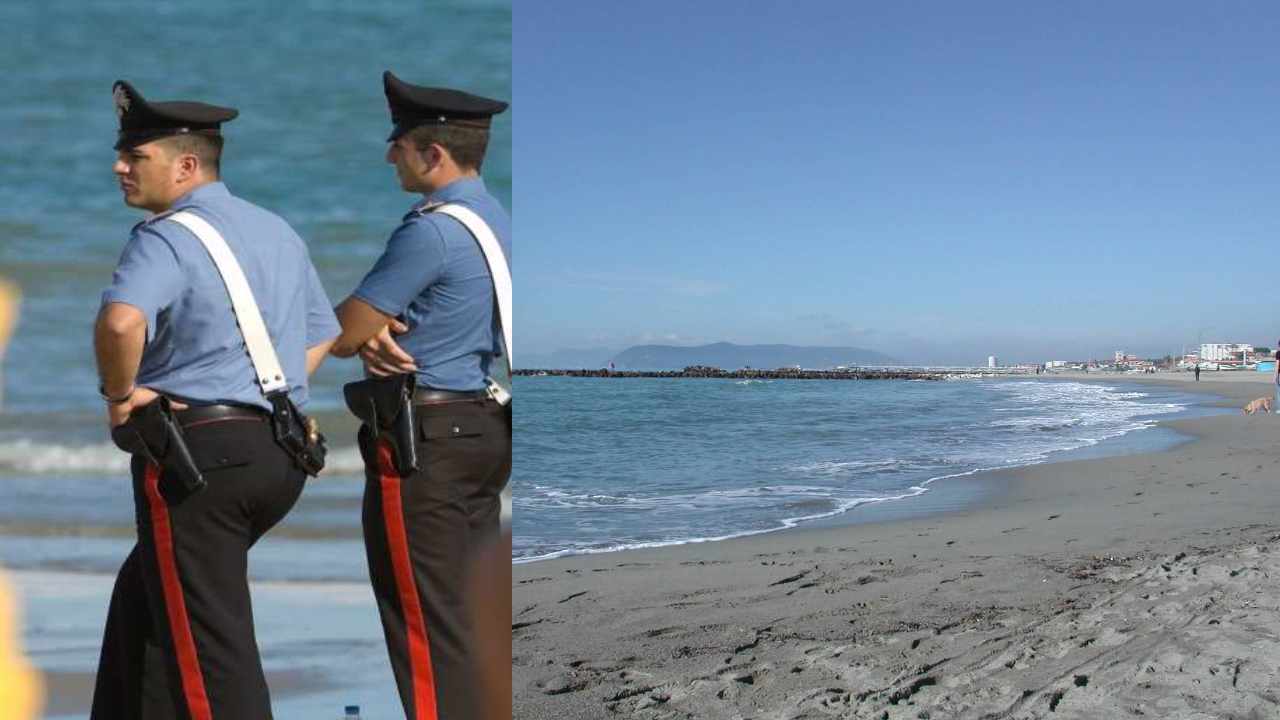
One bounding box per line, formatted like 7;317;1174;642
351;219;447;317
100;225;185;338
304;260;341;347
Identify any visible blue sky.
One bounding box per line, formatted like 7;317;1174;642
517;2;1280;365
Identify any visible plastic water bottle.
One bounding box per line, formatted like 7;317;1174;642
342;706;360;720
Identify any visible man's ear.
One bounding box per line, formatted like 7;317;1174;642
421;143;446;171
176;152;200;181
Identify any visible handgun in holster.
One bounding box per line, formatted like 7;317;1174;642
110;397;206;494
267;391;327;477
343;373;418;476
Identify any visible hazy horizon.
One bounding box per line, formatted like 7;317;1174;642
520;337;1259;369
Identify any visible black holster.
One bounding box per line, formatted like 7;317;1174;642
110;397;206;493
267;391;327;477
344;373;418;476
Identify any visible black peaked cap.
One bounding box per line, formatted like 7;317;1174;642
113;80;238;150
383;70;508;141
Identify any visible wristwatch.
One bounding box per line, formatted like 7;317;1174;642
99;384;135;405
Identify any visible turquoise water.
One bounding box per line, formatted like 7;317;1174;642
512;376;1218;561
1;2;509;715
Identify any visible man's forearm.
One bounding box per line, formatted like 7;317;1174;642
306;339;336;376
331;297;392;358
94;303;146;398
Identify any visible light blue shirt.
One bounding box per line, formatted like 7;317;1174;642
102;182;340;410
352;177;511;391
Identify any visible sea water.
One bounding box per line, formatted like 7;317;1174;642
512;376;1220;561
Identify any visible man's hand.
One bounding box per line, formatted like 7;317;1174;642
1243;396;1272;415
358;319;417;377
106;387;188;429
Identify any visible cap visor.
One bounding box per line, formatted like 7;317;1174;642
387;122;411;142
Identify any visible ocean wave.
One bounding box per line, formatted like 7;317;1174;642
515;485;931;563
516;379;1202;562
787;458;920;475
320;446;366;475
989;417;1084;431
0;439;367;476
0;441;130;474
517;483;854;511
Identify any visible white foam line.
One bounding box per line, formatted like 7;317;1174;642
515;486;931;564
516;387;1191;564
0;440;365;476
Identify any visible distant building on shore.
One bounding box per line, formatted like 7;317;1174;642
1200;343;1252;365
1114;350;1140;365
987;355;997;368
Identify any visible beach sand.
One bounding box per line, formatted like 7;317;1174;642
514;374;1280;719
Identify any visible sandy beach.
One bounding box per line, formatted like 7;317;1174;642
514;373;1280;719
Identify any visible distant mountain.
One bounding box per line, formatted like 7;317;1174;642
609;342;897;371
519;347;619;370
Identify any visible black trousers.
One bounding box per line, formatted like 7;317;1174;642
360;398;511;720
91;417;305;720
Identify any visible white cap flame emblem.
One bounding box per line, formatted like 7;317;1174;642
113;85;130;118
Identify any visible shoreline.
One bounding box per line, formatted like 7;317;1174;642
514;374;1280;718
516;372;1236;564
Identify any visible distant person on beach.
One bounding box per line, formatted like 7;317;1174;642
329;71;511;719
91;81;339;718
1273;342;1280;410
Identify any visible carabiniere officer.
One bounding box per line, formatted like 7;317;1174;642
92;81;339;719
331;71;511;720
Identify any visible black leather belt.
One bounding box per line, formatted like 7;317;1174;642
175;404;268;429
413;388;488;405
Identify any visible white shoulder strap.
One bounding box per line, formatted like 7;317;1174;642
433;204;513;372
168;211;290;395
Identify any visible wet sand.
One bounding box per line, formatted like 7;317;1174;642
514;374;1280;719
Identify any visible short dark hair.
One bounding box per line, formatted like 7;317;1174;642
159;133;224;177
406;123;489;171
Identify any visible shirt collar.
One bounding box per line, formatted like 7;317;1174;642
171;181;231;210
410;176;486;214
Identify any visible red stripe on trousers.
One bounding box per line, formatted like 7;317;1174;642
144;462;213;720
378;441;439;720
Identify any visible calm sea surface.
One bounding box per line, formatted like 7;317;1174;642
1;1;509;715
512;376;1219;561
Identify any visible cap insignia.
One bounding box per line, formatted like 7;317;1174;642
113;85;130;118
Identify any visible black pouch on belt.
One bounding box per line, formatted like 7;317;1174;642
266;391;327;477
110;397;206;493
343;373;418;476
